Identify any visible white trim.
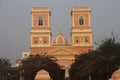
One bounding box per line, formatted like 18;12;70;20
32;15;33;27
89;14;91;26
73;14;74;26
48;13;50;27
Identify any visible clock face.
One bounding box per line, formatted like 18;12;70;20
39;37;43;44
39;37;43;41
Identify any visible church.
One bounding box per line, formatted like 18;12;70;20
22;6;92;69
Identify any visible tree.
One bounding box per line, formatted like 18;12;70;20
94;54;118;80
0;58;11;67
70;51;97;80
94;35;120;80
70;35;120;80
0;58;11;80
20;54;61;80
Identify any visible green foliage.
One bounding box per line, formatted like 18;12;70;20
20;54;61;80
0;58;11;67
0;58;11;80
0;58;20;80
97;35;120;55
7;67;20;80
70;35;120;80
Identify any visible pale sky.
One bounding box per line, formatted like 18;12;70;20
0;0;120;63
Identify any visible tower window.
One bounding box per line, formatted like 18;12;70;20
79;16;84;25
38;16;43;26
84;36;90;43
76;40;79;43
33;37;39;44
43;37;48;44
74;36;79;44
85;38;88;42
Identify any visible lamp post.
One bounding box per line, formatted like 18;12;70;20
89;75;91;80
64;65;71;80
8;73;10;80
20;70;24;80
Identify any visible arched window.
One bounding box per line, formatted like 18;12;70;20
38;16;43;26
79;16;84;25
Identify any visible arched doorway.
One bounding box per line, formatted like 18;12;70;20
35;70;51;80
109;68;120;80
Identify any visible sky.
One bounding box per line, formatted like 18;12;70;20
0;0;120;63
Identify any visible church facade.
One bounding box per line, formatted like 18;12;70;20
23;6;92;68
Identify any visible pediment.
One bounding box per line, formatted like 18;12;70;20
49;48;74;56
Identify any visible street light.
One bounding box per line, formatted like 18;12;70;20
8;73;10;80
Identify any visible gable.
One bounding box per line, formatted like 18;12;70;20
49;48;75;56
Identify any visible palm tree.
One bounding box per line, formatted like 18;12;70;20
20;54;61;80
93;36;120;80
70;51;97;80
94;54;118;80
70;35;120;80
0;58;11;80
96;35;120;80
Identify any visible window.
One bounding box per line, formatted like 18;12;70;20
85;36;90;43
74;36;79;44
43;37;48;44
38;16;43;26
33;37;39;44
79;16;84;25
85;38;88;42
76;40;79;43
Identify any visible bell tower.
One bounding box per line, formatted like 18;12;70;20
71;7;92;47
31;7;51;48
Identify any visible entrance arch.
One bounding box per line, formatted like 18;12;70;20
109;68;120;80
35;70;51;80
